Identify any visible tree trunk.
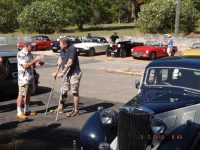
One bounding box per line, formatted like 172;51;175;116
131;0;136;20
77;22;83;30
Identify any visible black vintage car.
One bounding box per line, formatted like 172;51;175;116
80;56;200;150
0;51;39;96
51;36;82;52
106;40;144;58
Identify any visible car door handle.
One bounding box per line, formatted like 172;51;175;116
12;72;18;78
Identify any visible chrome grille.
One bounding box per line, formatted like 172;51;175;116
118;108;151;150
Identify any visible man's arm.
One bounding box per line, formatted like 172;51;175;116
22;55;43;70
52;57;62;78
62;59;73;75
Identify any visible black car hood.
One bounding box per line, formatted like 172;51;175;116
125;87;200;114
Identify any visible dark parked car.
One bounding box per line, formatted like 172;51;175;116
80;56;200;150
51;36;82;52
0;51;39;96
106;40;144;58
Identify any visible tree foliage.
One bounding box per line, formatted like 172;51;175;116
0;0;199;33
0;1;18;33
17;1;67;33
136;0;200;33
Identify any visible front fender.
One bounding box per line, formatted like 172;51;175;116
158;122;200;150
80;111;117;150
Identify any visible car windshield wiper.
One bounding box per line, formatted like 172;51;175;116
183;89;200;96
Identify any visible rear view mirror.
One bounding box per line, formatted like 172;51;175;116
135;80;140;89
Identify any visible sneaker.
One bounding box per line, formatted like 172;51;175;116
17;114;27;120
23;111;37;116
50;108;64;114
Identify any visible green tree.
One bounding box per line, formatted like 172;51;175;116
180;0;200;33
136;0;200;33
0;1;18;33
58;0;92;30
17;1;67;33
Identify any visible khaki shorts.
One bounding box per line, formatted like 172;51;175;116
62;71;82;94
18;83;35;96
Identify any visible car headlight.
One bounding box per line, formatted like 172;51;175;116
146;50;149;53
100;109;117;125
151;118;167;134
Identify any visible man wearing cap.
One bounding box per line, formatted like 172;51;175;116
16;41;44;119
167;34;174;56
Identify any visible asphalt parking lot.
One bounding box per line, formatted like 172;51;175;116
0;47;145;150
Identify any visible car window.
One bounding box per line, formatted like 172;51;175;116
84;38;99;43
42;36;49;41
6;57;17;72
145;67;200;91
146;41;160;46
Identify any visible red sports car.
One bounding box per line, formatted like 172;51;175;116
131;41;178;60
17;35;54;51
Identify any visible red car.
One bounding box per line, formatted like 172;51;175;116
131;41;178;60
17;35;54;51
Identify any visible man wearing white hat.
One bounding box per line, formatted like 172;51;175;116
16;41;44;119
167;34;174;56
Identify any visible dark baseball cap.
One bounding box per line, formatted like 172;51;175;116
24;41;34;46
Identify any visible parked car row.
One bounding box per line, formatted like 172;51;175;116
17;35;200;59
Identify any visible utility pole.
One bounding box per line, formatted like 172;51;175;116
175;0;181;36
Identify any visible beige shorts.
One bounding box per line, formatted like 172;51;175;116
18;83;35;96
62;72;82;94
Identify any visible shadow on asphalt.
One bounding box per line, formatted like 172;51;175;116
0;100;45;113
34;86;51;95
0;119;33;131
79;102;114;115
78;52;105;57
0;123;81;150
0;86;50;102
38;101;114;115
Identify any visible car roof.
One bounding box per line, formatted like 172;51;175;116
32;35;48;38
147;56;200;70
0;51;17;57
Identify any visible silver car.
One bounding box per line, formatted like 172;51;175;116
74;37;110;56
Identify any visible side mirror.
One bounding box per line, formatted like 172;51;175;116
135;80;140;89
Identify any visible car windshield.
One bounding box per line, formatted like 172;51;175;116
145;41;160;46
31;36;42;41
84;38;101;43
145;67;200;91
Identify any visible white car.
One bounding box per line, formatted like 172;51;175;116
74;37;109;56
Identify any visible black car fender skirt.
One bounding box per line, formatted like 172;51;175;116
80;111;117;150
158;121;200;150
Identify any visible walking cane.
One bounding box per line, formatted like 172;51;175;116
55;76;65;121
45;64;61;115
44;76;56;115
